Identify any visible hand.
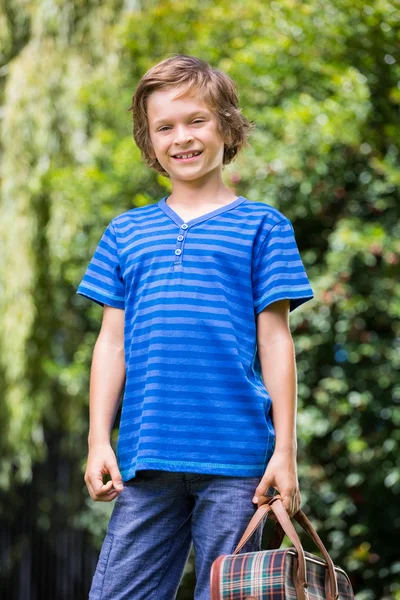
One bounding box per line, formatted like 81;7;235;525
252;449;301;517
84;443;124;502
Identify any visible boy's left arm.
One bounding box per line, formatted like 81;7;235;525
252;298;301;517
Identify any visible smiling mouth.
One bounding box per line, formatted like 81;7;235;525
172;151;203;162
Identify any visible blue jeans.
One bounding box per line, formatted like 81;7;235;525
89;469;270;600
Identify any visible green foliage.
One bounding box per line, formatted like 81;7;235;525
0;0;399;598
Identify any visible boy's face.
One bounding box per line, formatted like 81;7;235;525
147;85;226;181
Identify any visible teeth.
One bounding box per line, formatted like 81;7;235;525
175;151;201;159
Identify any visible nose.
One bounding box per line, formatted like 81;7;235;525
173;124;194;146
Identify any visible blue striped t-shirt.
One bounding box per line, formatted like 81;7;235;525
76;195;314;481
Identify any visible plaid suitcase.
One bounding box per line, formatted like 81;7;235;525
210;495;354;600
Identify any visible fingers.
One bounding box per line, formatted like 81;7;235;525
84;446;124;502
252;477;273;504
84;466;123;502
279;488;301;517
253;477;301;518
108;461;124;492
253;479;279;521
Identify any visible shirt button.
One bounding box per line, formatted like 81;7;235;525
181;223;188;230
177;235;184;241
175;249;182;256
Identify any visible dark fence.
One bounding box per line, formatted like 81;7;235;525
0;523;98;599
0;451;100;600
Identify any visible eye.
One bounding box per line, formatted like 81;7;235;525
157;119;204;132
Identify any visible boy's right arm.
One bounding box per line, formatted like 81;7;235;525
84;305;126;502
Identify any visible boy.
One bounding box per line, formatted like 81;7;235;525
76;54;314;600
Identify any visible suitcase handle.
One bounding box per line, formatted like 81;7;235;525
232;495;339;600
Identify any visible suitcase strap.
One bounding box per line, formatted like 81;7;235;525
232;496;339;600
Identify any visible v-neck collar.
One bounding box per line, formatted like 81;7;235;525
157;195;246;228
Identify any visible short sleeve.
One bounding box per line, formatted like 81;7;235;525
252;218;314;314
76;221;125;309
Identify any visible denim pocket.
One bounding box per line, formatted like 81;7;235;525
97;534;114;575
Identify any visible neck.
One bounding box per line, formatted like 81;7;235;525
167;170;237;207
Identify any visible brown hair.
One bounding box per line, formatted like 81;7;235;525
128;54;255;177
